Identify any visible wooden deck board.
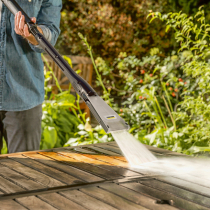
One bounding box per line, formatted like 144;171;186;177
0;165;44;191
80;186;149;210
60;190;118;210
0;142;209;210
46;151;124;179
140;178;210;207
121;182;210;210
99;183;178;210
38;192;88;210
24;153;103;182
0;200;28;210
0;175;25;194
16;196;57;210
68;147;142;177
9;154;84;186
86;145;127;161
155;176;210;196
0;158;64;188
61;148;129;167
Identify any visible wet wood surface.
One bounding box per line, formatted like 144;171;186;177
0;141;209;210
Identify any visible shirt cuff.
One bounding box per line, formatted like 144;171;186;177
28;25;52;52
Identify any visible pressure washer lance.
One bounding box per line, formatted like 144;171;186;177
2;0;157;165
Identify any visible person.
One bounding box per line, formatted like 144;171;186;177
0;0;62;154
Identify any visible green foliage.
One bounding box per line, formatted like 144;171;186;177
138;6;210;155
1;138;7;154
85;5;210;155
59;0;210;62
40;55;113;150
41;91;81;150
78;33;113;105
64;120;113;147
58;0;180;60
104;51;193;153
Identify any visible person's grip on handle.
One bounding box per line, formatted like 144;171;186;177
14;11;43;45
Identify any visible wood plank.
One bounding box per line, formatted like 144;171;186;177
154;176;210;198
63;148;128;167
60;189;118;210
63;148;147;176
57;149;134;176
24;153;103;182
70;148;142;177
0;175;25;194
121;182;210;210
59;149;152;176
106;142;117;145
0;200;27;210
0;176;56;210
0;158;63;188
84;146;127;162
100;183;178;210
172;174;210;189
9;154;84;186
140;178;210;208
80;186;149;210
69;147;97;154
40;192;87;210
76;146;121;156
17;196;57;210
41;151;123;179
95;144;123;155
0;165;44;190
0;162;86;210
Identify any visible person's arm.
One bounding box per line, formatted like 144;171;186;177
35;0;62;47
14;0;62;52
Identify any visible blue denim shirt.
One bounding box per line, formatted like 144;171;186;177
0;0;62;111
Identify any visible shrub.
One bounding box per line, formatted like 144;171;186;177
40;55;113;150
149;6;210;154
89;6;210;155
58;0;177;60
58;0;210;61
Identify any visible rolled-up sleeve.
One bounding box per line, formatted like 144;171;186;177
29;0;62;53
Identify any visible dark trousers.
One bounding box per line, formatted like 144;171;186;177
0;104;42;154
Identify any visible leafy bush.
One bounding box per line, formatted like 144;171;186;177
58;0;176;60
40;55;113;150
87;6;210;155
58;0;210;61
64;122;113;147
149;6;210;154
41;88;81;150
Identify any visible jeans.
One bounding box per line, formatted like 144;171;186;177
0;104;42;154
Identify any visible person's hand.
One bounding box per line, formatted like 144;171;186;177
15;11;43;45
15;11;35;38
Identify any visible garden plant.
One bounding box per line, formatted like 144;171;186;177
92;6;210;155
44;4;210;156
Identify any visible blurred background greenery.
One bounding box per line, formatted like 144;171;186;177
57;0;210;60
2;0;210;156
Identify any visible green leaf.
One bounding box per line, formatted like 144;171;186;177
145;130;158;145
63;55;73;68
165;25;171;32
41;126;57;150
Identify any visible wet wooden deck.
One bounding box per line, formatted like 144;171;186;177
0;142;209;210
